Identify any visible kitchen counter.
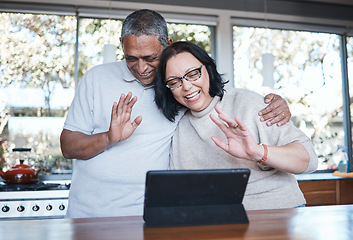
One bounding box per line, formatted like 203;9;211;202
0;204;352;240
295;172;352;181
296;173;353;206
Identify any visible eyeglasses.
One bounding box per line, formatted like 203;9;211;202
165;64;203;90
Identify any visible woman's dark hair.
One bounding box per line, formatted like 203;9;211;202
154;41;227;122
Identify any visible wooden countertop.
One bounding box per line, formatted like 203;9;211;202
1;204;352;240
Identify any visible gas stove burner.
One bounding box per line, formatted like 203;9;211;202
0;182;70;192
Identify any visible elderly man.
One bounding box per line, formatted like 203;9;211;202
60;9;291;218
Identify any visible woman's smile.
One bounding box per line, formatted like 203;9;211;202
185;90;201;101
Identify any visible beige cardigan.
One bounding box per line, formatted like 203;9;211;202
169;88;318;210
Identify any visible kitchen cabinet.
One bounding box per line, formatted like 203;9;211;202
298;175;353;206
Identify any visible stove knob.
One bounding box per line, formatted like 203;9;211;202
17;205;25;212
59;204;65;211
46;204;53;211
32;205;40;212
2;206;10;212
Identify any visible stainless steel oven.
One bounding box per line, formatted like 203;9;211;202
0;180;70;220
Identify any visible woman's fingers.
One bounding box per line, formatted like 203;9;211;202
211;136;228;152
214;105;239;130
210;113;229;133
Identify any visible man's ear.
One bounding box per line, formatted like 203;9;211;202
120;37;124;49
167;37;173;46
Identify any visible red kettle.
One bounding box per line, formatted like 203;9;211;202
0;148;38;184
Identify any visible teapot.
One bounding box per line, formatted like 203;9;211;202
0;159;38;184
0;148;38;184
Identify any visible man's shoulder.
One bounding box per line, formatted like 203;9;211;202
88;60;127;73
82;60;135;83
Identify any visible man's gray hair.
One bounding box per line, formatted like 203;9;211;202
121;9;168;48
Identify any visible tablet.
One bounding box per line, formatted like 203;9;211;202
143;168;250;227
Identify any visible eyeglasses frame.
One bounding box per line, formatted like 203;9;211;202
165;64;203;90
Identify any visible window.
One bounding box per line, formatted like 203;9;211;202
0;10;213;178
0;12;76;174
78;18;212;71
78;18;123;75
233;26;346;171
167;23;212;55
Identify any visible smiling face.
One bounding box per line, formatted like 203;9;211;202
166;52;213;112
122;34;165;85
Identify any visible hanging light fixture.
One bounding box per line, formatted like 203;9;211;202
103;43;117;63
103;0;117;64
262;53;274;87
262;0;274;88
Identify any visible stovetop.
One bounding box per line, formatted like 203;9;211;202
0;180;70;219
0;182;70;192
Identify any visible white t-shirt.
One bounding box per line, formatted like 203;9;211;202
64;61;181;218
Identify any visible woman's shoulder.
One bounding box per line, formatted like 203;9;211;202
215;88;267;118
224;88;265;105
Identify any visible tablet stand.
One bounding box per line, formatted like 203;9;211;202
144;203;249;227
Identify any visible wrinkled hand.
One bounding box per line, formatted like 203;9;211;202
210;105;258;160
108;92;142;144
258;93;291;126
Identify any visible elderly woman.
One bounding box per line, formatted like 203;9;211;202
154;41;318;210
